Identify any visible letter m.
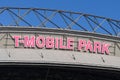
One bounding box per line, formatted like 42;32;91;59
24;36;35;48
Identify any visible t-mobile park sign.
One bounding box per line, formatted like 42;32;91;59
12;35;110;55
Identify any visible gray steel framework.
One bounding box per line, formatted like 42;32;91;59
0;7;119;37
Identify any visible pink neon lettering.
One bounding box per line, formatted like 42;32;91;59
94;41;101;53
67;38;74;50
36;36;45;48
78;40;86;51
46;36;54;49
19;40;24;44
59;38;66;49
85;40;93;52
102;43;110;55
13;36;21;47
24;36;35;48
55;37;59;49
12;35;111;55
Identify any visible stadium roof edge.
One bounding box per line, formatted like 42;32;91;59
0;7;120;22
0;7;119;37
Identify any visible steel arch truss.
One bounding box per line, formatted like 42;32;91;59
0;7;120;37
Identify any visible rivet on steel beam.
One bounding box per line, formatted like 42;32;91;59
40;52;44;58
72;54;76;60
101;57;105;63
8;52;11;58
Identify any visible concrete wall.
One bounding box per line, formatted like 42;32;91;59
0;27;120;69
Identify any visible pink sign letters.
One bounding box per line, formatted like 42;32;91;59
13;35;110;55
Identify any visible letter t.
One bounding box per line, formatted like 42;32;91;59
13;36;21;47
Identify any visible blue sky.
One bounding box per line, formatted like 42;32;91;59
0;0;119;20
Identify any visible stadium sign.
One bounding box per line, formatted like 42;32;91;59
13;35;110;55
